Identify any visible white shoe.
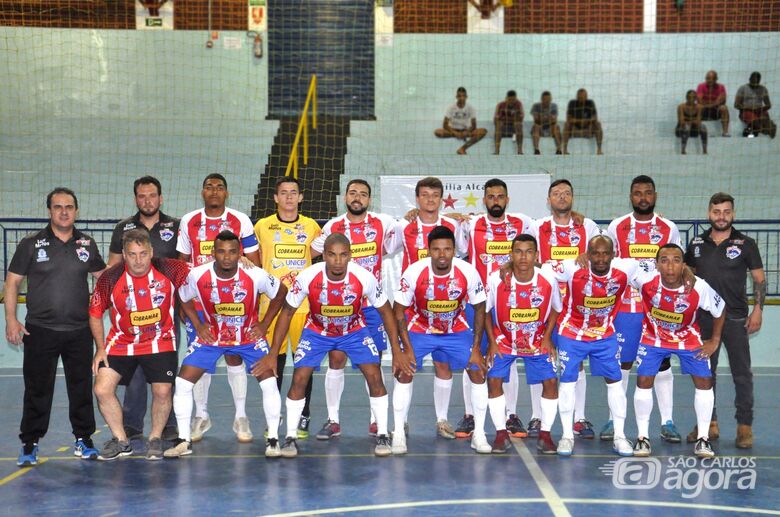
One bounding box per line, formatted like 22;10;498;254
557;437;574;456
613;437;633;457
233;417;253;443
190;416;212;443
391;433;407;455
265;438;281;458
470;434;492;454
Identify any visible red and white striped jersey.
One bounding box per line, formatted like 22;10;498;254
396;215;468;272
177;207;259;267
463;213;534;284
636;272;725;350
89;258;190;356
485;268;562;356
178;263;279;347
394;257;486;334
607;213;680;313
535;216;601;300
286;262;387;337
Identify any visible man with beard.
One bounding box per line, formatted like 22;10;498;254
684;193;765;448
108;176;179;442
604;175;682;444
311;180;400;439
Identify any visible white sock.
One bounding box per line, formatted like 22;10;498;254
529;383;542;420
370;395;389;436
559;382;576;439
488;394;507;431
433;377;453;422
324;367;344;423
285;397;306;438
621;368;630;395
694;388;715;440
462;371;473;415
505;366;519;418
471;380;489;438
174;377;195;441
541;397;558;432
634;387;653;439
193;372;211;419
227;364;247;420
607;382;627;440
393;380;413;436
655;367;674;424
574;369;587;421
259;377;281;440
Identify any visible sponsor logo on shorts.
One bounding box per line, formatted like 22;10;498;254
628;244;659;258
274;243;306;259
351;242;378;258
130;308;162;326
417;249;429;260
583;295;617;309
199;240;214;255
426;300;459;313
321;305;354;317
486;241;512;255
650;307;684;324
510;308;540;322
215;303;245;316
551;246;579;260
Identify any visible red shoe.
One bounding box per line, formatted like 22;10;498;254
492;429;512;453
536;431;557;455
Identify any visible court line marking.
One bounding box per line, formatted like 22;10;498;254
511;437;571;517
0;458;47;486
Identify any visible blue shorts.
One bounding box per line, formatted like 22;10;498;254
363;306;387;352
557;334;622;383
636;344;711;378
184;310;216;374
293;327;380;370
410;331;477;371
615;312;643;363
182;341;269;375
464;303;488;355
488;353;557;384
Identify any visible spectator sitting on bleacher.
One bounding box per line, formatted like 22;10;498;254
531;91;562;155
676;90;708;155
493;90;524;155
735;72;776;138
435;86;488;155
696;70;730;137
562;88;603;155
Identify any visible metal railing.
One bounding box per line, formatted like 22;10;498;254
284;74;318;179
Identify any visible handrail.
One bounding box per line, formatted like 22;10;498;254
284;75;318;179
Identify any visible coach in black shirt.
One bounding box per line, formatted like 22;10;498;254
5;188;106;466
684;192;765;449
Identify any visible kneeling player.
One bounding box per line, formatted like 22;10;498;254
631;244;724;458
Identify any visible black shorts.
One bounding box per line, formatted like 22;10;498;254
701;106;721;120
99;351;178;385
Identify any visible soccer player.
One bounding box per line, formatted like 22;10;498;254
631;244;724;458
311;179;400;439
273;233;403;458
604;175;682;443
485;234;561;454
254;177;322;439
391;226;488;455
177;173;261;443
164;231;287;458
90;229;190;460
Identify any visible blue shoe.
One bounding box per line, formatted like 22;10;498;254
74;438;98;460
17;443;38;467
599;420;614;441
660;420;682;443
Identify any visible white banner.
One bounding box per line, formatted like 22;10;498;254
135;0;173;30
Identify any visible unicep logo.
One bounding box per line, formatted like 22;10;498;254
601;457;757;498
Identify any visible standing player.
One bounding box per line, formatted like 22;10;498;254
631;244;725;458
311;179;400;439
254;177;321;439
164;231;287;458
177;174;261;443
391;226;488;455
604;175;682;443
273;233;403;457
90;229;190;460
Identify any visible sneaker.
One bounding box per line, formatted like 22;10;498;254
316;420;341;441
146;438;164;461
17;443;38;467
454;414;475;438
599;420;614;441
491;429;512;453
537;431;557;455
98;438;133;461
280;437;298;458
436;420;456;440
163;438;192;458
297;416;310;440
695;437;715;458
506;414;528;438
471;433;492;454
265;438;281;458
123;426;143;441
368;422;378;437
161;426;179;442
526;418;542;438
233;417;253;443
557;437;574;456
660;420;681;443
74;438;98;460
573;419;595;439
633;437;651;457
375;434;392;457
613;437;633;457
190;416;212;443
391;433;407;455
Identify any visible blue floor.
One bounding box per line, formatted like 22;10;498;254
1;367;779;516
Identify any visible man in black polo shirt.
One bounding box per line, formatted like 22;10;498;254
5;187;106;466
108;176;180;442
684;192;765;449
562;88;603;155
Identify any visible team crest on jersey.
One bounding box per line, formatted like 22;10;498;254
343;293;357;305
296;232;308;244
506;226;517;240
36;249;49;263
649;226;663;244
569;231;581;246
447;279;462;300
159;228;174;242
152;292;166;306
530;293;544;308
399;278;410;293
364;227;378;242
233;287;247;303
76;248;90;262
726;246;741;259
606;279;621;296
674;297;690;313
